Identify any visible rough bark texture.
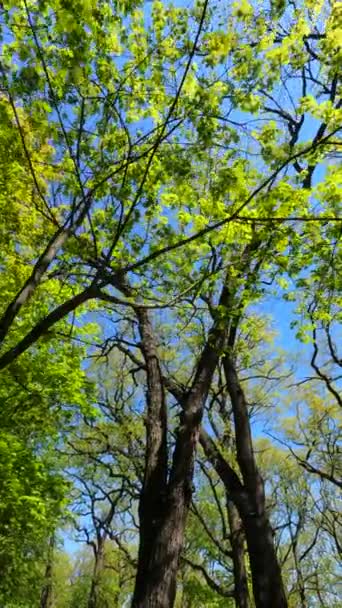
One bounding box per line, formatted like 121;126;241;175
226;498;250;608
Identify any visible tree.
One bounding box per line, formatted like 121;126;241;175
65;417;138;608
0;0;339;368
0;87;98;604
0;1;341;607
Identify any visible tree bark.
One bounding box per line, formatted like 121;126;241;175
226;498;250;608
223;354;287;608
40;534;54;608
131;281;230;607
242;512;286;608
88;538;105;608
200;424;287;608
131;307;169;607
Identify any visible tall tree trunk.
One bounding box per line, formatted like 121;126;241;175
131;307;169;607
40;534;54;608
226;497;250;608
131;281;230;607
199;237;287;608
200;426;287;608
242;512;286;608
88;538;105;608
131;238;268;607
223;354;287;608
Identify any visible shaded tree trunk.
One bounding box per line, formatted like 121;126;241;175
131;307;169;607
223;354;287;608
200;426;287;608
40;534;54;608
226;497;251;608
242;512;286;608
88;538;105;608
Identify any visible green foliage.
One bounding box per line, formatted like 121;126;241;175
0;0;340;606
0;432;67;604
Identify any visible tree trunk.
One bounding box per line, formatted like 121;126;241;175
131;369;222;608
40;534;54;608
226;498;250;608
131;280;230;607
200;427;287;608
132;478;191;607
243;512;286;608
131;307;169;607
223;355;288;608
88;539;105;608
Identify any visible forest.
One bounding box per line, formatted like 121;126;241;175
0;0;341;607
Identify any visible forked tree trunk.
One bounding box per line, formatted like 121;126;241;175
132;461;194;607
130;241;263;607
131;352;226;607
131;282;230;607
